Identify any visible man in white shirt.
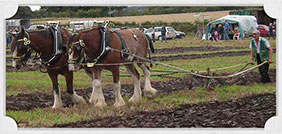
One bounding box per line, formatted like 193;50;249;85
249;30;273;83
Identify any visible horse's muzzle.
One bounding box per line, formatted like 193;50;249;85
68;63;76;71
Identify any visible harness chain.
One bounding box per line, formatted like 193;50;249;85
26;45;267;79
106;47;268;79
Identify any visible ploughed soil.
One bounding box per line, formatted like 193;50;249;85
154;46;247;54
6;69;276;111
153;51;249;61
53;93;275;128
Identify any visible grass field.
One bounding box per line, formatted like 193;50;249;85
5;35;276;128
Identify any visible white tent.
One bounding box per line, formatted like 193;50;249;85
205;15;258;40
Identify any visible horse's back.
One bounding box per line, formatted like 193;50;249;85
113;28;148;58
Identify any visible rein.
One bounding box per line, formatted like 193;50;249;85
101;47;268;79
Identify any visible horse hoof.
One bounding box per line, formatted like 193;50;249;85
51;105;62;109
89;99;98;105
144;88;158;99
129;97;141;103
95;102;107;108
113;102;126;107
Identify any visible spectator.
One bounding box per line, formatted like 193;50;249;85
209;25;217;41
217;24;224;40
6;32;12;47
268;23;273;39
224;20;230;40
161;25;167;42
214;31;219;41
228;29;234;40
210;25;216;37
233;27;240;40
139;25;145;32
151;27;155;42
273;21;276;39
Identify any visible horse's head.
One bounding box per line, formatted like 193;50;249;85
67;33;84;71
10;27;32;69
67;27;102;71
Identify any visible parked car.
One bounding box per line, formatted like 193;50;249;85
174;30;185;38
257;24;269;37
144;26;177;40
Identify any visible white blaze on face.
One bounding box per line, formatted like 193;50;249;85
68;49;75;71
12;47;18;68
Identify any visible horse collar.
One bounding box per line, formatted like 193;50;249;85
40;27;64;67
84;27;110;67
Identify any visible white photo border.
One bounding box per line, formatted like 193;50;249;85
0;0;281;134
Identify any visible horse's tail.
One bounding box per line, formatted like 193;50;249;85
145;34;155;68
145;34;155;53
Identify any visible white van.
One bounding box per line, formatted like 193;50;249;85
144;26;177;40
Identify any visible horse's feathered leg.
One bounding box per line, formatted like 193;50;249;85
89;69;107;107
48;72;62;109
64;71;86;105
139;64;157;98
111;67;125;107
125;64;142;103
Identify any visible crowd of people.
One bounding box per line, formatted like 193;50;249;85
268;21;276;39
209;20;241;41
209;20;276;42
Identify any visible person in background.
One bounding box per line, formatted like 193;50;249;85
214;31;219;41
249;30;273;83
139;25;145;32
151;27;155;42
6;31;12;47
268;23;273;40
161;25;167;42
210;24;216;41
233;27;240;40
217;24;224;40
224;20;230;40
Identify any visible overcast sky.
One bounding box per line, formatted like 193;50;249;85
29;6;40;11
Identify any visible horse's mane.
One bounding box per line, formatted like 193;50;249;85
80;26;103;33
26;29;46;33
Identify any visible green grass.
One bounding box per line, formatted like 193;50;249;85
7;108;91;127
6;54;276;95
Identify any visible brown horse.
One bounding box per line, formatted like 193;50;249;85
68;27;157;107
10;27;86;108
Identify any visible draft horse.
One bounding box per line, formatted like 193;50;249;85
10;27;86;108
68;27;157;107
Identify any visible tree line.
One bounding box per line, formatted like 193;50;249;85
10;6;259;19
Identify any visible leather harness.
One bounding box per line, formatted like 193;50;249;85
75;27;132;67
